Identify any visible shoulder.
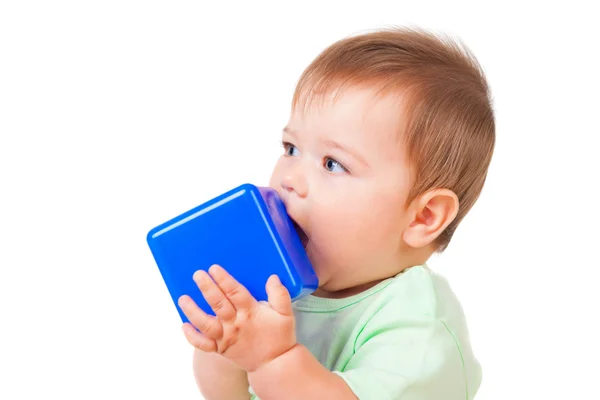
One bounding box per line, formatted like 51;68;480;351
356;264;475;350
359;265;440;322
362;264;470;320
350;264;482;398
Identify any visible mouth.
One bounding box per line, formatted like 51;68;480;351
291;219;309;249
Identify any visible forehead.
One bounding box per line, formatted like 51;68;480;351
288;86;406;161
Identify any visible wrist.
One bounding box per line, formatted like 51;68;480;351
249;343;302;375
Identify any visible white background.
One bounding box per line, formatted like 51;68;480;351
1;1;599;399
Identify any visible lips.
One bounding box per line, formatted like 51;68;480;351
291;219;309;249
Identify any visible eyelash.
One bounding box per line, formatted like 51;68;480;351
281;141;349;174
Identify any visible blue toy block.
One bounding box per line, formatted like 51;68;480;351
146;183;318;323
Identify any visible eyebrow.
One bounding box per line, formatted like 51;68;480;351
283;127;298;138
283;127;369;168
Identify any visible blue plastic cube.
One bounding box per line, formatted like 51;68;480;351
146;183;318;323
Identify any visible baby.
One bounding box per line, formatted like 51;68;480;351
177;27;495;400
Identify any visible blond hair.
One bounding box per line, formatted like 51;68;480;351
293;27;495;251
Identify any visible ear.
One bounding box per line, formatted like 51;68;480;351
402;189;459;249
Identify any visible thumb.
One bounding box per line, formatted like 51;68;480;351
266;275;293;316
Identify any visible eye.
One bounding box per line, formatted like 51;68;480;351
324;157;347;174
282;141;300;157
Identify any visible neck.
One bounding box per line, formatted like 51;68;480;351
312;244;434;299
313;278;386;299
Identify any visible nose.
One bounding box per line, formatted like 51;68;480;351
281;169;308;198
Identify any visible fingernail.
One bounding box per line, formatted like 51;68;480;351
208;264;222;276
178;295;188;307
193;270;208;283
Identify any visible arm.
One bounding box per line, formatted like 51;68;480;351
192;349;250;400
248;344;357;400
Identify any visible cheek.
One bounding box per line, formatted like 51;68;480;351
359;206;399;246
323;194;405;250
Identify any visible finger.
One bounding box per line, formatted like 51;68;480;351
178;295;223;340
193;269;236;322
208;265;257;312
182;323;217;352
266;275;293;316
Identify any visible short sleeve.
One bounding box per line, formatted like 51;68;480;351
334;313;477;400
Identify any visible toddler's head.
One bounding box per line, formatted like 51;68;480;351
269;28;495;297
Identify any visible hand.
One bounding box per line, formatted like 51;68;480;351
178;264;297;372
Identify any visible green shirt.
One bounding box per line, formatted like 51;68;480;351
251;265;481;399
